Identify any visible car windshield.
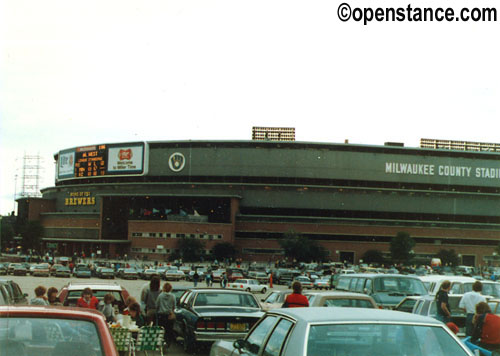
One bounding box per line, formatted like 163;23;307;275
307;323;469;356
373;277;427;295
194;292;259;308
0;317;104;356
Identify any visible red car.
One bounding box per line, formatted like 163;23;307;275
0;305;118;356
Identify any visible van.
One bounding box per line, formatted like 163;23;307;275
336;273;427;309
419;275;477;295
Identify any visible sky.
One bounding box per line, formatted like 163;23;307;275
0;0;499;215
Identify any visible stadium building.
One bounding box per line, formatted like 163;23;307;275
17;139;500;266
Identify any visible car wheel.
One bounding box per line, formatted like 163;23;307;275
261;287;267;294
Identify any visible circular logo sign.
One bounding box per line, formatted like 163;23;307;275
168;152;186;172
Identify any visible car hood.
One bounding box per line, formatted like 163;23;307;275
193;306;264;317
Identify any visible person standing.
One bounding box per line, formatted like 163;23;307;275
436;280;452;323
156;283;176;348
283;281;309;308
459;281;486;336
76;287;99;309
221;272;228;288
193;270;200;287
30;286;49;306
142;276;161;325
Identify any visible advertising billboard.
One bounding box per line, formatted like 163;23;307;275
56;142;147;181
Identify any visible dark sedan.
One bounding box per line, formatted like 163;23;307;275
174;288;264;353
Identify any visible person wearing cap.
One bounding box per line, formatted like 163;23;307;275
459;281;486;336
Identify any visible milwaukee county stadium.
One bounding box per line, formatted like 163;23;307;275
17;138;500;266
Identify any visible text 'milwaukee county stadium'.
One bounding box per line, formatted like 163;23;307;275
17;136;500;267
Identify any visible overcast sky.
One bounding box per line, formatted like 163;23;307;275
1;0;498;215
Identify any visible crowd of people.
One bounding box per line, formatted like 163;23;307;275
436;279;500;353
28;276;177;349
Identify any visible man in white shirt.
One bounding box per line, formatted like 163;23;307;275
459;280;486;336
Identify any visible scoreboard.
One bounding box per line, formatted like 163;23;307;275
57;142;147;181
75;145;107;178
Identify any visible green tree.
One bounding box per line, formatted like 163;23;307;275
362;249;385;265
19;221;44;252
278;229;328;263
212;242;237;262
390;231;415;265
436;249;460;267
177;236;205;262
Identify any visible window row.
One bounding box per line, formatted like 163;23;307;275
131;247;212;255
131;232;223;239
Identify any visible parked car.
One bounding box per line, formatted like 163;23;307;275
304;291;378;308
260;290;290;311
165;269;186;281
54;265;72;278
227;271;244;283
288;276;313;289
97;267;115;279
228;279;268;294
12;264;28;276
141;269;160;280
210;307;475;356
32;264;50;277
49;263;65;276
0;279;28;305
394;296;422;313
58;282;130;313
419;275;477;295
313;277;331;290
0;305;118;355
7;263;23;275
174;288;264;353
120;268;139;280
73;264;91;278
0;264;7;275
172;285;191;304
247;271;269;284
336;273;427;309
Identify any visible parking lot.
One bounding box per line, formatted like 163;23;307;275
6;274;287;356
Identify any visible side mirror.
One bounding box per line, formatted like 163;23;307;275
233;339;247;352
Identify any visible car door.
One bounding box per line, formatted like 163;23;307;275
238;315;279;355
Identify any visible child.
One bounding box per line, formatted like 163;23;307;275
98;293;117;323
129;302;146;327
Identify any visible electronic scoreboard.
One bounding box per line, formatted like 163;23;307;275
56;142;147;181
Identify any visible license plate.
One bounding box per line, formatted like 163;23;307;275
230;323;245;331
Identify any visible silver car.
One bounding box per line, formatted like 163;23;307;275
210;307;475;356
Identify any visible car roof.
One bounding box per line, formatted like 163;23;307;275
65;282;123;291
304;291;373;298
0;305;105;320
269;306;445;324
419;275;476;282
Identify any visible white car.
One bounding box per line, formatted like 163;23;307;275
165;269;185;281
229;278;268;294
